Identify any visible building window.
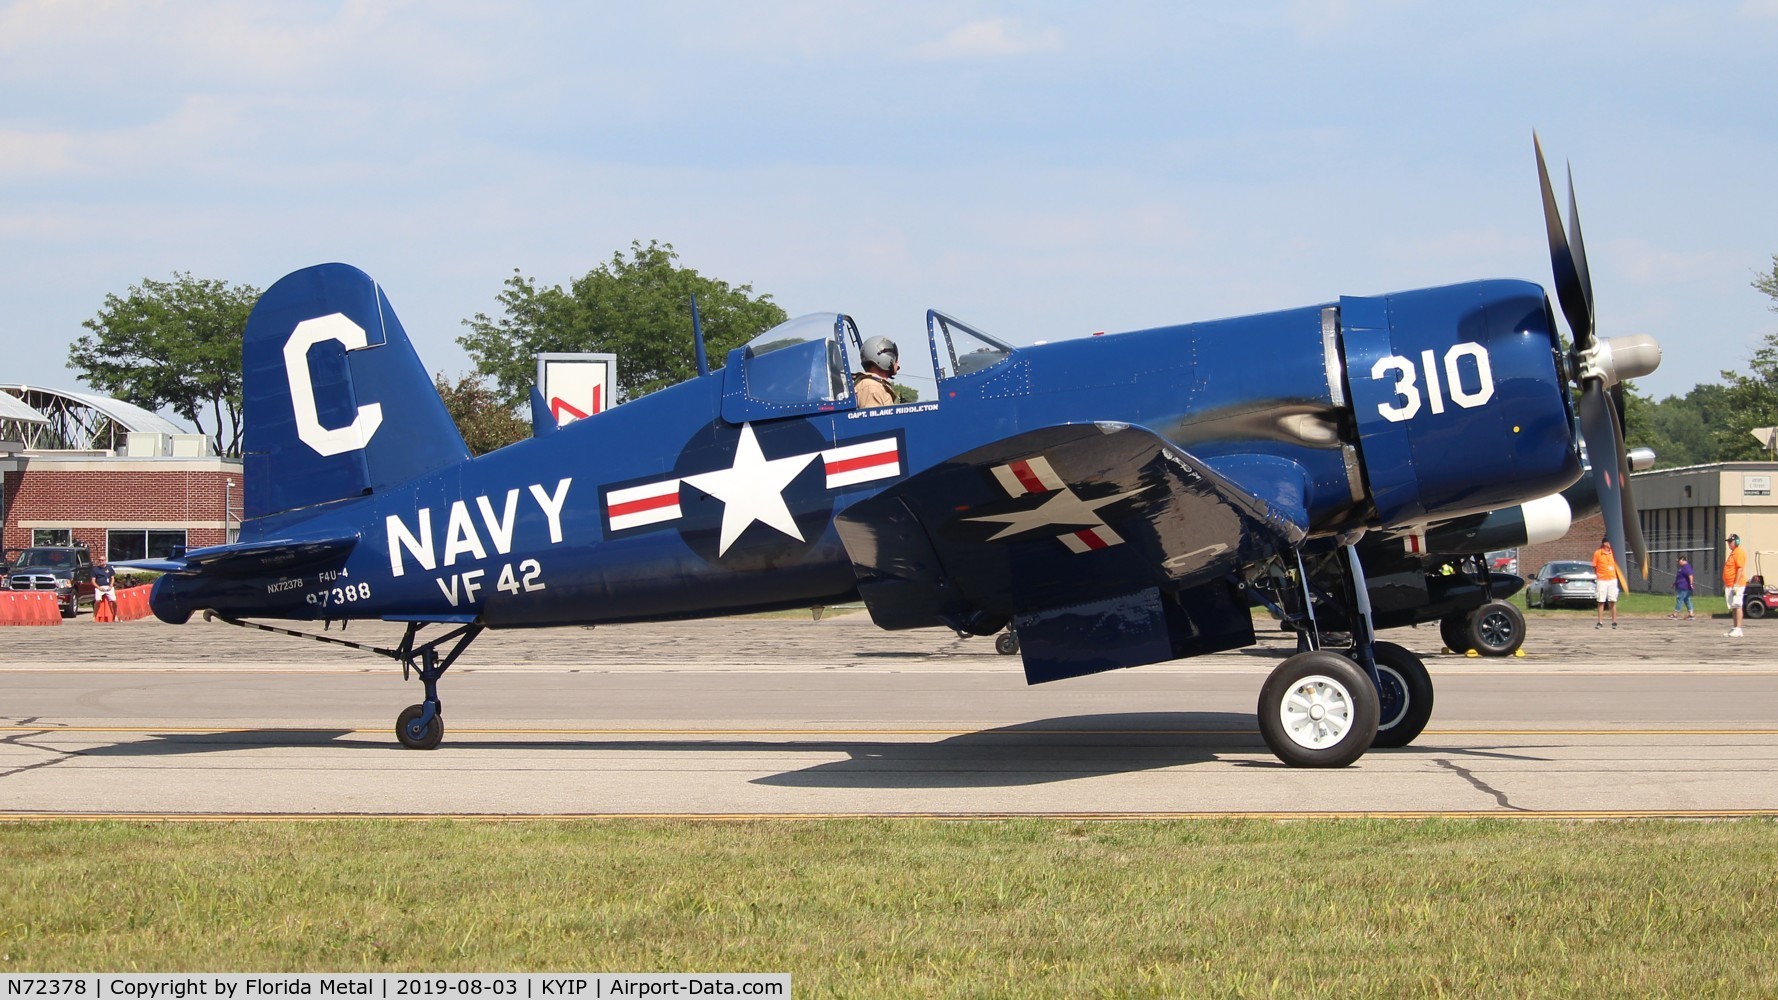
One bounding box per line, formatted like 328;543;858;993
31;528;72;546
107;529;187;561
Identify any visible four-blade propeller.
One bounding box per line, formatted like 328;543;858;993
1535;133;1662;585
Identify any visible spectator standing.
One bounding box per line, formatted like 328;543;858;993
1724;534;1749;637
1592;537;1621;629
91;553;117;622
1669;558;1695;620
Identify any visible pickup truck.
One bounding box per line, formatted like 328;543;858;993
5;545;94;617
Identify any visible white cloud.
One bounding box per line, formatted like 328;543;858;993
910;18;1062;60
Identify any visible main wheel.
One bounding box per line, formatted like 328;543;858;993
1467;600;1525;657
1257;651;1379;768
1369;641;1435;748
1745;600;1767;620
994;631;1020;655
396;704;444;750
1439;612;1471;653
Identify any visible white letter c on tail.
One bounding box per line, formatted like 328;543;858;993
284;313;385;456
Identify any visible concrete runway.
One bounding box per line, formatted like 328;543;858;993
3;610;1776;818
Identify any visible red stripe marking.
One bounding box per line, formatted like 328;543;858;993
825;450;898;475
1074;529;1109;550
1010;460;1048;494
609;490;680;518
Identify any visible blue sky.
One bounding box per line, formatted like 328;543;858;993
4;1;1776;420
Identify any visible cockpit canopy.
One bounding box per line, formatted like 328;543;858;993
720;310;1015;424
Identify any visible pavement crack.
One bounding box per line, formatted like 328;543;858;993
0;724;84;780
1434;757;1525;811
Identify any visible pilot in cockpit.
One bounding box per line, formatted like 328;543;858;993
854;336;901;409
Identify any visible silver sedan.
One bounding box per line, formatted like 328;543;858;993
1527;561;1598;608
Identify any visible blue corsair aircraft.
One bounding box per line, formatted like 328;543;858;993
134;138;1660;767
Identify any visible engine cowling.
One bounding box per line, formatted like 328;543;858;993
1340;280;1582;526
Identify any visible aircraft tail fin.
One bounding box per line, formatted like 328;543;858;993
241;263;469;521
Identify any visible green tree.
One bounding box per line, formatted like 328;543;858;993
434;373;530;456
69;273;258;456
1756;253;1778;304
1624;383;1738;468
459;241;789;406
1715;254;1778;460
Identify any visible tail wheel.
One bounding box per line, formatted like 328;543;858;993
1467;600;1526;657
993;631;1020;655
396;704;444;750
1370;641;1435;748
1258;651;1379;768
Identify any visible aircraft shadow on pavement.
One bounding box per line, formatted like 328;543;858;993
66;713;1263;789
71;730;381;756
59;718;1553;789
749;712;1259;789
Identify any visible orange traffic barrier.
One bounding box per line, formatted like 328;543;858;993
115;584;153;622
94;592;116;622
0;590;62;626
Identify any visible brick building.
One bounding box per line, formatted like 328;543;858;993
1;385;241;561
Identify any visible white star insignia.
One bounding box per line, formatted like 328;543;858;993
965;484;1148;541
682;424;819;556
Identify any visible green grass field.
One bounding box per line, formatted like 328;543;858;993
5;819;1776;997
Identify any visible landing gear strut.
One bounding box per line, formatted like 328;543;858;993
1249;542;1437;764
206;613;483;750
391;622;484;750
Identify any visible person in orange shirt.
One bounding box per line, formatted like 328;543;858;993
1723;533;1748;638
1592;537;1621;629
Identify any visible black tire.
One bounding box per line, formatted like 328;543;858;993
1369;641;1435;748
1257;651;1379;768
993;631;1020;655
396;704;444;750
1439;613;1471;654
1467;600;1525;657
1745;600;1767;620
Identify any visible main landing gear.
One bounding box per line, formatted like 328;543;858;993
207;614;483;750
1247;545;1436;766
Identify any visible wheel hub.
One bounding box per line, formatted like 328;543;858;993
1280;675;1355;751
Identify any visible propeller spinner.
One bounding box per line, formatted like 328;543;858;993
1535;133;1662;583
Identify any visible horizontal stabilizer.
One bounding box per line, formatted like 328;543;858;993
121;533;360;578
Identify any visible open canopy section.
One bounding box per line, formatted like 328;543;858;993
927;311;1014;381
719;310;1018;425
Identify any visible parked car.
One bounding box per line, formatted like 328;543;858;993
1526;560;1597;609
5;544;94;618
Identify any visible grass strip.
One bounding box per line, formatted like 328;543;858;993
4;818;1776;997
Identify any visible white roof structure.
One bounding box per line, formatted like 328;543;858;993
0;384;190;451
0;391;49;426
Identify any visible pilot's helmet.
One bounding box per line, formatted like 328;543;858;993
861;336;899;371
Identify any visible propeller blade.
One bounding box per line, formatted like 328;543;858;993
1566;164;1595;335
1578;383;1630;587
1536;133;1593;350
1609;397;1649;579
